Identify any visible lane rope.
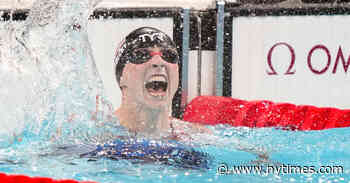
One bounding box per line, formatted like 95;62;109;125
183;96;350;130
0;173;97;183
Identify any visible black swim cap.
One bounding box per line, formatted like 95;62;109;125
114;27;177;87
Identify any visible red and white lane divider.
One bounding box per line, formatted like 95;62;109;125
183;96;350;130
0;173;97;183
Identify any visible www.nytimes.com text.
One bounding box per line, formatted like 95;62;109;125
217;163;344;176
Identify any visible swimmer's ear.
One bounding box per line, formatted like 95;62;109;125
120;86;127;94
119;76;127;89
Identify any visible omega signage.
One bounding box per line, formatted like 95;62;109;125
267;42;350;75
231;15;350;108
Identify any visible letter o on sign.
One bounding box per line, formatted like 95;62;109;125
267;42;295;75
307;45;331;74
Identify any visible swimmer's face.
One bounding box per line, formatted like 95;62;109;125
120;46;179;110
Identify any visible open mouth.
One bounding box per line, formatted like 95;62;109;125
145;75;168;97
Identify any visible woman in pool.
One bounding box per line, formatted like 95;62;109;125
113;27;207;140
81;27;268;168
78;27;213;169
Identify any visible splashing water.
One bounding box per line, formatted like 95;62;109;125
0;0;350;183
0;0;113;146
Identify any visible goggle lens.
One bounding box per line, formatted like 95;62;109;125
127;48;179;64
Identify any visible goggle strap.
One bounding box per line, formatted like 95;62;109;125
150;51;163;57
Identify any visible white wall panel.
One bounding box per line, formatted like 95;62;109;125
231;15;350;108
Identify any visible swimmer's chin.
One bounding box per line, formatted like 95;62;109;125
143;91;169;107
142;96;171;111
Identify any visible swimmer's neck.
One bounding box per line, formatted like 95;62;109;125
114;103;172;136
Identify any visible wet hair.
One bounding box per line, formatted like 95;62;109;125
114;27;177;87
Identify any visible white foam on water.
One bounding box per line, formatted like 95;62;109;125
0;0;109;144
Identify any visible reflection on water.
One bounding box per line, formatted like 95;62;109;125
0;0;349;183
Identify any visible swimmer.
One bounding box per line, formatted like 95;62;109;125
111;27;267;161
113;27;207;140
71;28;213;169
80;27;268;168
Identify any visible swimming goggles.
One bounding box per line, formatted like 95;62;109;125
124;48;179;64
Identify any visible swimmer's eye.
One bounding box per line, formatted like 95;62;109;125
132;49;151;63
126;48;179;65
161;49;179;64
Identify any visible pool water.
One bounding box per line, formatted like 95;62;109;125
0;0;349;182
0;124;349;183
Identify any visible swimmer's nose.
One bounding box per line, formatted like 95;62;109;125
152;63;165;68
150;55;166;68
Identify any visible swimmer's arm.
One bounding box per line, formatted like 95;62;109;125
171;118;271;163
189;131;271;163
235;144;270;162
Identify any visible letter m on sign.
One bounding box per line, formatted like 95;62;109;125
333;46;350;74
